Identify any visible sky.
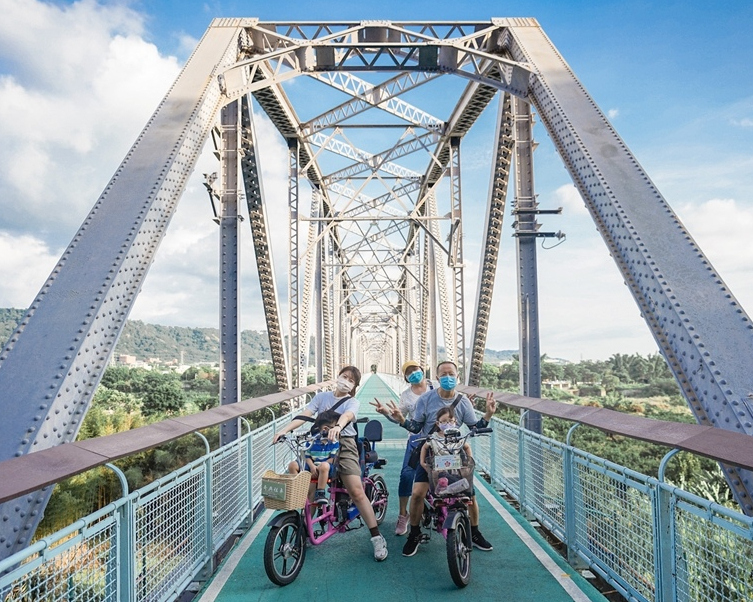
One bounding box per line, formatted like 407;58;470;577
0;0;752;362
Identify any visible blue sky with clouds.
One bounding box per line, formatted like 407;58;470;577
1;0;752;361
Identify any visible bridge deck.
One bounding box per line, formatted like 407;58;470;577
196;377;607;602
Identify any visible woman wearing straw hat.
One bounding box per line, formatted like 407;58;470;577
371;360;434;536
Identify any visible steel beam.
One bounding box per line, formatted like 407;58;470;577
0;22;243;559
287;140;301;387
239;96;290;390
448;138;467;381
512;96;543;434
506;20;753;512
219;100;241;445
468;93;514;386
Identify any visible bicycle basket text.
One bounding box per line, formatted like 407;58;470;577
433;454;462;470
261;478;288;501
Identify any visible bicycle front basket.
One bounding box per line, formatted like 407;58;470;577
427;452;475;498
261;470;310;510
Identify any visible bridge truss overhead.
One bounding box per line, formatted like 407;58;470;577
2;17;753;559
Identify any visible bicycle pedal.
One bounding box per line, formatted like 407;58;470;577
419;533;431;544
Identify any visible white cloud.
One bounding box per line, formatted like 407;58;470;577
2;0;751;367
732;118;753;127
0;233;60;308
553;183;588;216
675;197;753;314
0;0;181;244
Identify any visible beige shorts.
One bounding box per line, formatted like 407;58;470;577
337;436;361;476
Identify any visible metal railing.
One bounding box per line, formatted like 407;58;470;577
0;416;293;602
2;399;753;601
472;417;753;602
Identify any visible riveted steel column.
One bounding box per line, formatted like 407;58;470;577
240;96;290;390
0;22;242;559
469;92;514;386
448;138;467;382
507;22;753;513
322;232;334;380
428;190;453;368
513;96;542;434
219;100;240;445
288;140;301;387
314;190;324;384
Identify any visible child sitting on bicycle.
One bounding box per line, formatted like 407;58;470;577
288;411;340;505
419;406;473;495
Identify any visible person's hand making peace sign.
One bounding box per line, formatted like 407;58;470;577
369;398;405;424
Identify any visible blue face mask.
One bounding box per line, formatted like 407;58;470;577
439;375;457;391
407;370;423;384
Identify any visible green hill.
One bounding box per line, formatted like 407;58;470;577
0;308;271;364
0;308;518;365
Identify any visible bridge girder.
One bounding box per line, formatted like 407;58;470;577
1;17;753;563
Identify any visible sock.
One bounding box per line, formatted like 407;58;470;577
369;527;380;538
471;525;480;535
315;489;325;497
410;524;421;537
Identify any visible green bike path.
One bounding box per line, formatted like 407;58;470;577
196;375;607;602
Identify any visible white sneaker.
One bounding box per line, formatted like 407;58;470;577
371;534;388;561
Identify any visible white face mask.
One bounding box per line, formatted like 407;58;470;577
336;377;353;394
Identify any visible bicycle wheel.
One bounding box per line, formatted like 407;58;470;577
446;511;472;588
263;514;307;586
365;474;388;524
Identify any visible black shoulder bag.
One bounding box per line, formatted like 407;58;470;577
313;395;357;435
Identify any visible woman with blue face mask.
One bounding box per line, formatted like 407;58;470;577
274;365;388;562
371;360;435;535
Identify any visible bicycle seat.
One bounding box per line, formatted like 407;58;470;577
363;419;383;442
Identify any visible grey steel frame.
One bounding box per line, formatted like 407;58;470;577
2;16;753;562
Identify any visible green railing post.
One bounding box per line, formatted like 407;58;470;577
105;464;134;602
243;418;254;528
489;418;498;485
564;424;586;568
518;410;529;517
205;450;215;572
655;449;680;602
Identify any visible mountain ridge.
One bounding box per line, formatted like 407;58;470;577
0;308;519;365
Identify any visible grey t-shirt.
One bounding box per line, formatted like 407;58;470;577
412;389;477;436
305;391;359;437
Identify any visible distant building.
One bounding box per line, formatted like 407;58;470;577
542;379;573;392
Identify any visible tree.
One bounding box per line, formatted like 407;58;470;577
241;364;277;398
141;372;186;417
541;361;564;382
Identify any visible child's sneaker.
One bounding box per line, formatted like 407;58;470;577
395;514;409;536
371;534;388;561
314;489;328;505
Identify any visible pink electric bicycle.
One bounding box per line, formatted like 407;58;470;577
263;417;388;586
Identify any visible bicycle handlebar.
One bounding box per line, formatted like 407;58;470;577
473;427;494;435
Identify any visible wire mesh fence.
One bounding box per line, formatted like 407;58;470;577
3;407;753;602
473;415;753;602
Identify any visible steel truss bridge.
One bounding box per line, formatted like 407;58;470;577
1;17;753;565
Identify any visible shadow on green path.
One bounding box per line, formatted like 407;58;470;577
197;376;608;602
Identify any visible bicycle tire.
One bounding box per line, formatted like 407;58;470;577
365;474;389;524
446;511;472;587
263;514;307;586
